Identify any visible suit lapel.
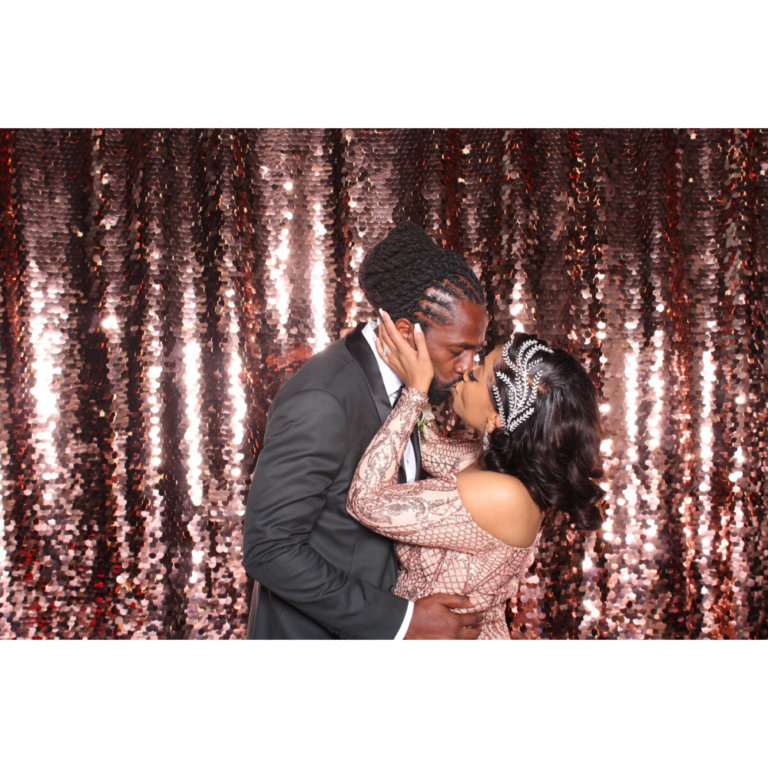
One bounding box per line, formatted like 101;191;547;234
411;429;422;481
345;323;392;427
345;322;408;484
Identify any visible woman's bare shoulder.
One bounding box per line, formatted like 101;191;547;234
455;469;542;548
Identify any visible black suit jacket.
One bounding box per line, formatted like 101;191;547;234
243;324;419;639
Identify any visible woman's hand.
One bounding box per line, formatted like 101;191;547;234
375;309;434;395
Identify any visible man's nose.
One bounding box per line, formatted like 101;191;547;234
455;353;473;373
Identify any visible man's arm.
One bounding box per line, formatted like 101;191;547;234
243;388;408;639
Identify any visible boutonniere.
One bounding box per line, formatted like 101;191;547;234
416;403;435;441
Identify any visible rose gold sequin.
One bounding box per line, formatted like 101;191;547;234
0;129;765;638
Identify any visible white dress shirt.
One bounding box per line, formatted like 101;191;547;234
361;321;416;639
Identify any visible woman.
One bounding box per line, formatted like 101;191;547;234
347;310;605;639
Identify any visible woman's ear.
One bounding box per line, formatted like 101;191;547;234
487;413;502;433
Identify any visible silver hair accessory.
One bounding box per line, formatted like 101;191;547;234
490;338;554;437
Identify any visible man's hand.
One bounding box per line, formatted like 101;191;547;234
404;593;486;640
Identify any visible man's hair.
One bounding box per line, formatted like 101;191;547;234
359;222;485;325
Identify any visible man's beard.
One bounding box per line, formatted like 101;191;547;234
427;377;459;406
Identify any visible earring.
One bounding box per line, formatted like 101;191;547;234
483;427;490;451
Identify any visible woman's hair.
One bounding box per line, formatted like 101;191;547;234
478;332;605;531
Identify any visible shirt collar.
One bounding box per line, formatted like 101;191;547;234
362;321;404;400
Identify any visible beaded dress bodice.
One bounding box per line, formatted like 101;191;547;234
347;387;542;640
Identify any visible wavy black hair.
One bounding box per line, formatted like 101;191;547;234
359;222;485;325
478;332;606;531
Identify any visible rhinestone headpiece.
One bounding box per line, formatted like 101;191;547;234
491;338;554;435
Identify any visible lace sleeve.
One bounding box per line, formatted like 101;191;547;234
347;387;493;554
420;424;481;478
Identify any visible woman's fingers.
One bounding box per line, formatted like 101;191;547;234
378;315;396;353
413;322;429;359
377;319;399;363
376;315;408;378
377;309;432;394
380;309;412;354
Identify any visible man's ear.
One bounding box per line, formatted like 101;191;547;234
394;318;416;349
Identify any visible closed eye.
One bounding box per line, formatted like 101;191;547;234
468;368;478;382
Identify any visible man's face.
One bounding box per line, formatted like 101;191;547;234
422;301;489;405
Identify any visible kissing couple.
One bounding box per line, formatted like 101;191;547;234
244;222;604;639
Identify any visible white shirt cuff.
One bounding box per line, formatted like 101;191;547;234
394;600;414;640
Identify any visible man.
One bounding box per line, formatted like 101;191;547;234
243;222;489;639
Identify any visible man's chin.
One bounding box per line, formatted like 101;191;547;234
427;381;456;406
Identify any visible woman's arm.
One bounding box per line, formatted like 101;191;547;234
421;425;481;478
347;387;490;554
348;386;428;511
348;310;491;553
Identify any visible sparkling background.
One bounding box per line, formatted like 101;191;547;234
0;129;766;639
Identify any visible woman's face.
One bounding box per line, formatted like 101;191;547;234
452;346;502;434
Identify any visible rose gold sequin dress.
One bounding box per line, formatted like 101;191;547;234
347;387;542;640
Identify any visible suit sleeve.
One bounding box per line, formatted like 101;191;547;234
242;387;408;639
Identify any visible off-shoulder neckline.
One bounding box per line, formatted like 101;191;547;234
440;471;543;551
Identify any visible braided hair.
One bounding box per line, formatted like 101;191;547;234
359;222;485;325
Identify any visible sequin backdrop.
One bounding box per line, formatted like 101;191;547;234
0;129;766;639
